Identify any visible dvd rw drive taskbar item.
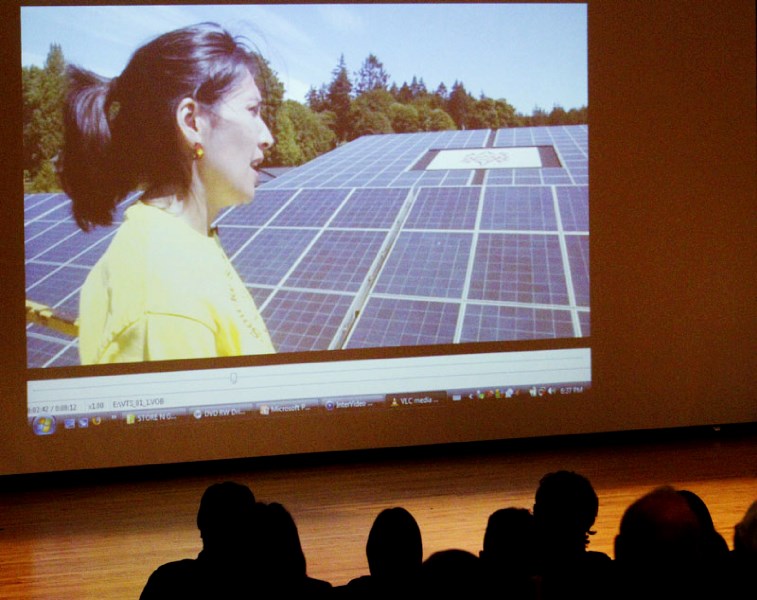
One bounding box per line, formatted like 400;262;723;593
28;348;591;436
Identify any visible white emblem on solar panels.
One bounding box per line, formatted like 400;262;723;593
425;147;543;170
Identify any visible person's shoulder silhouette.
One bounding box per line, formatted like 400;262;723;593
140;481;257;599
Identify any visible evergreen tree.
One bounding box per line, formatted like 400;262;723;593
409;76;427;99
354;54;390;96
327;55;353;142
429;82;448;110
305;84;329;112
447;81;474;129
396;82;413;104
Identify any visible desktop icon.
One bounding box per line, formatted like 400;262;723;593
91;416;102;426
78;417;89;428
32;416;56;436
193;410;203;419
505;388;514;398
259;405;270;416
64;418;76;429
125;414;136;425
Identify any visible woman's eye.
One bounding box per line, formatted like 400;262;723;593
248;105;261;117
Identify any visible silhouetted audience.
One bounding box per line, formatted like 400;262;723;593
140;481;258;599
336;506;423;598
479;507;537;598
422;549;484;596
253;501;332;597
731;499;757;595
138;476;755;599
532;470;612;598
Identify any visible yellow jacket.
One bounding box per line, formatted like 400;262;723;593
79;201;275;364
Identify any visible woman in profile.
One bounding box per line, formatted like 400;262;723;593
59;23;277;364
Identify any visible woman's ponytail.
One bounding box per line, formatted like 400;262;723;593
59;66;133;231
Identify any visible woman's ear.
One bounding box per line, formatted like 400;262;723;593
176;97;205;146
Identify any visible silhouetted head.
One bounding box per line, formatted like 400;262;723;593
481;507;536;573
533;470;599;552
422;549;482;595
677;489;729;562
615;486;703;569
60;22;272;230
734;499;757;557
366;507;423;580
257;501;307;578
196;481;256;552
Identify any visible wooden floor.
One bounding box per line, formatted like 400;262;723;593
1;426;756;599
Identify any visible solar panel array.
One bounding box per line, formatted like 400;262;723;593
24;125;589;368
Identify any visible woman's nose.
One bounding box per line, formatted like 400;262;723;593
259;121;274;150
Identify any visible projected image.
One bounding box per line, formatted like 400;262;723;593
22;3;588;368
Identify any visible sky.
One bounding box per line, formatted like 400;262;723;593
20;3;587;115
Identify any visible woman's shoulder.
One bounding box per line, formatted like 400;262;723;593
105;202;223;277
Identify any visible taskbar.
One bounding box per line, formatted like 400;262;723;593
29;381;589;436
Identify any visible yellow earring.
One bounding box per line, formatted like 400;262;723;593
193;143;205;160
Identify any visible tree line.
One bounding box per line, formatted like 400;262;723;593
23;46;587;192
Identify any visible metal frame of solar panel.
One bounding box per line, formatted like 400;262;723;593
24;125;588;367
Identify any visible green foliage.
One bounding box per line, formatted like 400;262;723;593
269;100;336;166
467;97;519;130
30;160;60;193
422;107;457;132
305;84;329;112
281;51;586;164
388;103;420;133
255;54;285;143
23;44;66;192
447;81;475;129
348;102;392;140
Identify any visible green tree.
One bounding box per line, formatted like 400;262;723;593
348;102;392;139
305;84;329;112
354;54;390;96
388;103;420;133
529;106;550;126
409;76;427;100
447;81;474;129
395;82;413;103
269;109;303;166
424;107;456;131
269;101;337;167
23;44;66;192
255;54;285;155
433;82;448;104
327;55;353;142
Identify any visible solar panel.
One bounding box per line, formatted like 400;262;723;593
24;125;590;367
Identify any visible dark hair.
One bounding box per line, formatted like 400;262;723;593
366;507;423;578
59;22;260;230
533;470;599;545
196;481;256;537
